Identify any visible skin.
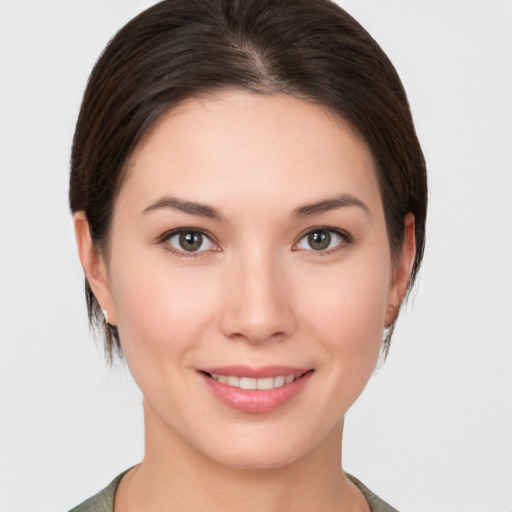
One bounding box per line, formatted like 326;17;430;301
75;91;415;512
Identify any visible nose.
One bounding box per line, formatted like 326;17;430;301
219;250;297;344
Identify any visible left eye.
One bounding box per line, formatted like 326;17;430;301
295;229;346;252
166;230;216;253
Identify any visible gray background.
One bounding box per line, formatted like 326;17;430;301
1;1;511;510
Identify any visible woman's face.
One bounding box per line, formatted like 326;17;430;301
83;91;412;469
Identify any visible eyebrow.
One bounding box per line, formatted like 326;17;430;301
142;193;369;221
293;194;370;218
142;196;223;221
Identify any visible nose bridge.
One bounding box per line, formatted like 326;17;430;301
221;245;295;343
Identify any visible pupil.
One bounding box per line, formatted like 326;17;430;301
308;231;330;250
179;231;202;251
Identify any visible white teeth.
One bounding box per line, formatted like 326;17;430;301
226;376;240;387
209;373;298;389
240;377;257;390
256;377;274;390
274;375;285;388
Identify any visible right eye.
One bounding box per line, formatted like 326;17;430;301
165;229;218;255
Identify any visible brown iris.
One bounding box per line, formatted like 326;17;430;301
307;230;331;250
179;231;203;251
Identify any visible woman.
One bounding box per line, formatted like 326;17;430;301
69;0;427;510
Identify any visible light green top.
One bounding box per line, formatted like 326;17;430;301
69;471;399;512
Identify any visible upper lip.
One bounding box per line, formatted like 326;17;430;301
198;365;312;379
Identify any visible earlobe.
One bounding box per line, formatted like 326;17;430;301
386;213;416;326
73;212;116;324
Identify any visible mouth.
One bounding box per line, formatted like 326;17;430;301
198;366;314;413
202;371;307;390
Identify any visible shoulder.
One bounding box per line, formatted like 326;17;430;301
67;472;126;512
347;474;400;512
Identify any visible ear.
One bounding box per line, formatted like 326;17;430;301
73;211;117;325
385;213;416;327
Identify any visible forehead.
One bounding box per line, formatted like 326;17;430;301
121;91;381;214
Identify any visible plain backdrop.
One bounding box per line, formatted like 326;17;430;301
1;1;511;511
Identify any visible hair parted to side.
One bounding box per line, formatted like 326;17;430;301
70;0;427;362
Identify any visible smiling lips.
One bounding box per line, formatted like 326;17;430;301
199;366;313;413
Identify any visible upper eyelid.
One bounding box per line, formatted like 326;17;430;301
296;226;351;242
158;227;217;244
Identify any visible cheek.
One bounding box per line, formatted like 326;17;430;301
303;257;391;343
298;249;392;385
309;281;387;419
109;252;219;362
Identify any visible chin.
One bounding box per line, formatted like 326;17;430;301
203;441;308;471
188;418;339;472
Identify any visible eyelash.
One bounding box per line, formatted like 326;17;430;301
293;226;352;255
159;228;220;259
158;226;352;258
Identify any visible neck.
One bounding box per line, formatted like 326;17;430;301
122;400;367;512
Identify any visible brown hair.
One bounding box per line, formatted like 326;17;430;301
70;0;427;360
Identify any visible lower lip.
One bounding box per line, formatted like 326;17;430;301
200;371;313;413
